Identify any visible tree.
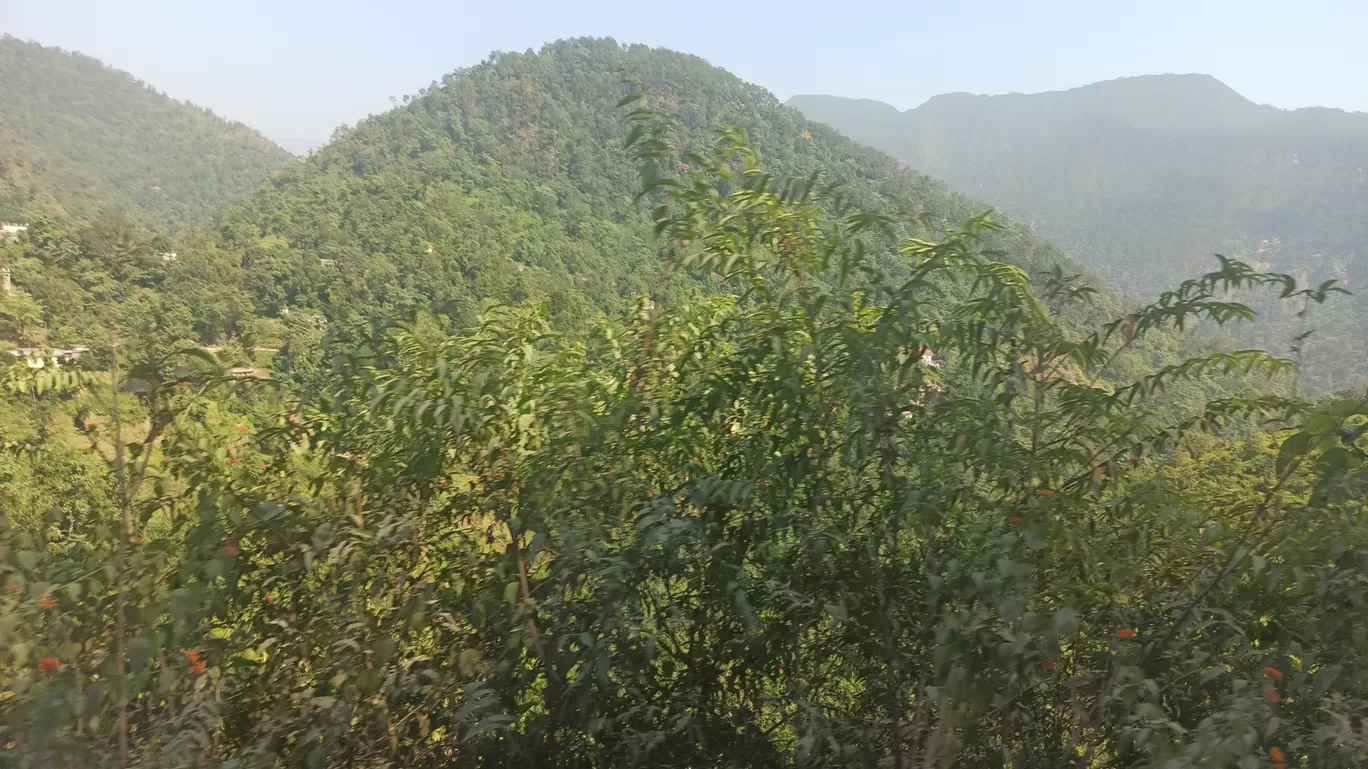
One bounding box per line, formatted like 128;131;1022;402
0;290;45;345
3;106;1362;769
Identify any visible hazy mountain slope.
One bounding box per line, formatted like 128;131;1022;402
789;75;1368;392
0;35;294;232
210;38;1131;330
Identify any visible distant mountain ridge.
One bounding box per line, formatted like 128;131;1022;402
789;75;1368;393
0;35;294;232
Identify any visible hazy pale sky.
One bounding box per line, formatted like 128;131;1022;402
5;0;1366;145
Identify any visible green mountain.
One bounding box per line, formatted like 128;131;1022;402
5;39;1239;410
208;39;1136;331
789;76;1368;393
0;35;294;232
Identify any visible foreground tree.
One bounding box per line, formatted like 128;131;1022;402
1;104;1365;768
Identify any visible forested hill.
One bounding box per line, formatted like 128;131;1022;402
788;76;1368;393
210;37;1132;332
0;36;293;232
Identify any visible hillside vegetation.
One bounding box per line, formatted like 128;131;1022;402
4;87;1364;767
0;35;293;232
3;39;1362;769
209;39;1100;328
789;75;1368;393
2;41;1229;402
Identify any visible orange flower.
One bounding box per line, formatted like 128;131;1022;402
37;657;60;673
84;422;96;430
1264;684;1281;703
229;458;242;466
185;650;201;663
4;585;19;594
1265;667;1284;680
1037;488;1056;497
223;540;240;557
130;536;147;545
1116;628;1136;639
1269;747;1285;768
1009;516;1024;525
438;478;448;486
264;593;276;602
192;661;206;675
1043;660;1058;671
37;597;56;610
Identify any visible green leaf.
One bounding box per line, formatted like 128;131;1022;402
355;668;380;694
1276;431;1312;475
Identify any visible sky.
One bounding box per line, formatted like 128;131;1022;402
4;0;1366;148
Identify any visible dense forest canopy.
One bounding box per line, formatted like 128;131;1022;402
208;38;1107;330
4;88;1365;768
4;38;1211;381
1;36;1364;769
789;75;1368;394
0;35;293;233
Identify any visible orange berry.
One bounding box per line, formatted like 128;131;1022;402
37;657;60;673
37;597;56;610
1265;667;1284;680
1116;628;1136;639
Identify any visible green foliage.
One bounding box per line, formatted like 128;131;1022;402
789;75;1368;393
0;35;293;233
210;39;1115;332
1;112;1362;769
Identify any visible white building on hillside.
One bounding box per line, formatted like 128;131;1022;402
7;346;91;369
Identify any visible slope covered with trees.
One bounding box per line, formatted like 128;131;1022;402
2;94;1364;767
789;76;1368;393
209;39;1115;331
0;36;293;232
2;36;1363;769
2;40;1237;407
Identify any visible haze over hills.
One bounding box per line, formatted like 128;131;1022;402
2;37;1215;398
789;75;1368;393
0;35;294;233
206;38;1128;334
3;31;1367;769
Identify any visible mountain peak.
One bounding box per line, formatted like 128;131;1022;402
913;73;1265;133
